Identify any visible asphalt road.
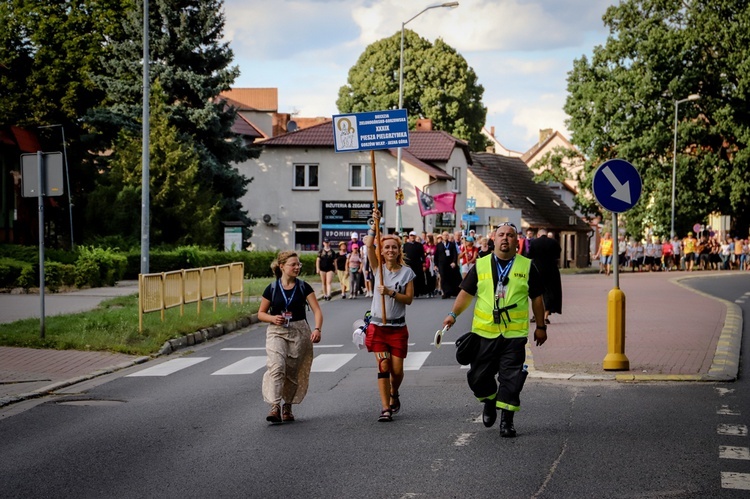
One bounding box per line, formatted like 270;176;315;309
1;279;749;498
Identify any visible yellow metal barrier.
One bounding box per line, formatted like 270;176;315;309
138;262;245;333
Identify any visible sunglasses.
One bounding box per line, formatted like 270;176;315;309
495;222;517;231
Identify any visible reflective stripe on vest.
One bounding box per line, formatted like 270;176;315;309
471;254;531;339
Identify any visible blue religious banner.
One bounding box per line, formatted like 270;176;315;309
332;109;410;153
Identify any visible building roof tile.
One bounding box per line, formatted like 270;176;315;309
219;88;278;112
470;152;589;232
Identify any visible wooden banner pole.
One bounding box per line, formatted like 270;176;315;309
369;150;387;322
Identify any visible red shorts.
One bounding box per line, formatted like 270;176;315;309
366;324;409;358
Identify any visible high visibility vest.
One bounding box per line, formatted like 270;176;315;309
471;254;531;339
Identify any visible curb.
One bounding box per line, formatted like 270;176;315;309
524;272;744;383
0;288;336;408
0;356;151;408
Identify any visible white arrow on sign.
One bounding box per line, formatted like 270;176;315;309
602;166;631;204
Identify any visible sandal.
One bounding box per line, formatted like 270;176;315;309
389;392;401;414
266;404;282;423
282;403;295;422
378;409;393;422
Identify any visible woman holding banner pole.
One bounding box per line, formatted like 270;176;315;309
363;211;415;422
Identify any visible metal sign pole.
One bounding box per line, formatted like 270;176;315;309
36;151;46;339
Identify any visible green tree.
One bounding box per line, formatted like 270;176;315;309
88;0;255;245
0;0;128;247
86;81;220;246
337;29;488;151
565;0;750;237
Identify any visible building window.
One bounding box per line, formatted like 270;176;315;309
294;164;319;189
452;167;461;193
350;164;372;190
294;222;320;251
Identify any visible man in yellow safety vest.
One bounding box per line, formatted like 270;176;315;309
443;222;547;437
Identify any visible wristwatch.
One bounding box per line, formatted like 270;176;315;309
536;324;547;331
390;290;397;298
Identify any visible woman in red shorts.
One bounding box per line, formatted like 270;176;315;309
363;217;415;422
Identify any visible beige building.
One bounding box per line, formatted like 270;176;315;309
235;120;470;251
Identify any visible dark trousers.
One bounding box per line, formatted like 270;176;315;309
467;336;527;411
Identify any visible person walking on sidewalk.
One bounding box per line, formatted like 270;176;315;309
594;232;614;276
335;242;350;299
257;251;323;424
528;229;562;324
363;215;415;423
316;239;336;301
442;222;547;437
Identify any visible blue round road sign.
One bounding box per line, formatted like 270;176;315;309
592;159;642;213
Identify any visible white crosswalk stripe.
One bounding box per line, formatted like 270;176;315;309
126;357;210;377
125;348;461;378
311;353;357;372
404;352;431;371
211;356;267;375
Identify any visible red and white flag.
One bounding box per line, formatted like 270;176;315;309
415;187;456;216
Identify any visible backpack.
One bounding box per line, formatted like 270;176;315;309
270;278;311;313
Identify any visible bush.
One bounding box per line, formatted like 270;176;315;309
0;260;27;289
74;246;127;288
45;262;76;292
17;265;38;291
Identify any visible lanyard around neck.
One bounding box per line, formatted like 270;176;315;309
494;255;515;285
278;279;297;311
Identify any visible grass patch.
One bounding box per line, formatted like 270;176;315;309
0;276;320;356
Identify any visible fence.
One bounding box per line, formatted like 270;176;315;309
138;262;244;332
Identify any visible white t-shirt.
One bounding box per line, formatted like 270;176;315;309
369;264;416;326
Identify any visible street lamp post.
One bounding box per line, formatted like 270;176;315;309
396;1;458;234
670;93;700;238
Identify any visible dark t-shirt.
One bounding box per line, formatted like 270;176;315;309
459;254;543;299
318;248;336;272
335;252;348;272
262;279;314;320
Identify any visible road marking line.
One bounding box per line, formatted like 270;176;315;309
221;345;344;351
718;424;748;436
311;353;357;372
719;446;750;460
735;299;745;304
126;357;209;377
404;351;430;371
716;387;735;397
718;405;740;416
721;472;750;490
211;356;266;375
453;433;474;447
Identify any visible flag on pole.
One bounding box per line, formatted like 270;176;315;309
415;187;457;216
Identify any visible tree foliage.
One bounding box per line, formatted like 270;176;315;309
0;0;128;247
564;0;750;237
87;0;254;245
86;81;221;246
337;29;488;151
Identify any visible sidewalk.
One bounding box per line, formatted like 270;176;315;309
0;272;744;408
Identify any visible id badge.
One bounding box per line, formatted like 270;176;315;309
495;282;506;299
283;311;292;327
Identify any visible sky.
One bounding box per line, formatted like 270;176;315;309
222;0;614;153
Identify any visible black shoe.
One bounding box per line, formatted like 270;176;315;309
499;410;516;438
482;400;497;427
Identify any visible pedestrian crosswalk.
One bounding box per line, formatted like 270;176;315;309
126;348;458;378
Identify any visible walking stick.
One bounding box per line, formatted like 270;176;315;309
369;150;387;322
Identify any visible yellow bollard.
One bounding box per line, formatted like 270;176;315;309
603;286;630;370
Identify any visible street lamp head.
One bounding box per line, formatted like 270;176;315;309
441;2;459;7
687;94;700;101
